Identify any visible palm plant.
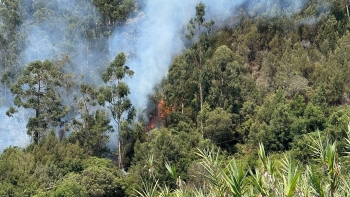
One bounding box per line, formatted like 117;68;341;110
308;131;341;197
224;158;248;197
249;167;268;196
195;148;227;196
158;185;170;197
134;127;350;197
165;162;184;189
250;143;279;196
279;154;301;197
306;165;324;197
134;179;159;197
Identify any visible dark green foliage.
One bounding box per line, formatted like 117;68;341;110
129;127;205;189
7;60;69;143
203;108;237;152
80;166;124;196
70;110;113;157
3;0;350;195
70;83;113;158
92;0;135;27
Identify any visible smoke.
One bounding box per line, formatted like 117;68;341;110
0;107;31;152
0;0;330;152
109;0;317;111
109;0;247;111
19;0;104;81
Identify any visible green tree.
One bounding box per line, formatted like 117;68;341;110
186;1;214;135
81;166;124;196
164;56;193;114
186;1;214;112
207;45;242;113
0;0;24;106
70;110;113;157
53;173;88;197
98;52;135;169
70;83;113;157
249;89;296;151
7;60;69;144
203;108;237;152
0;0;22;73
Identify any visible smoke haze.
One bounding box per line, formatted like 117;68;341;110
0;0;328;152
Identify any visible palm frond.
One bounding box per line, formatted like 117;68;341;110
224;159;248;197
280;154;301;197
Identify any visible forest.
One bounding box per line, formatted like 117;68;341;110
1;0;350;196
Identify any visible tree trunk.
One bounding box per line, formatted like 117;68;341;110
199;82;204;136
181;102;184;114
199;83;203;111
346;1;350;21
118;138;122;169
117;110;123;169
34;80;41;144
117;118;123;169
34;109;40;144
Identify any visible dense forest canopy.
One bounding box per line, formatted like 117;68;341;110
2;0;350;196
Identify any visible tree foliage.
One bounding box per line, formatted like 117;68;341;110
3;0;350;196
7;60;69;143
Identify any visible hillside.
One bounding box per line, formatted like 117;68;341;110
1;0;350;196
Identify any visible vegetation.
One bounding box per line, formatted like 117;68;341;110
2;0;350;196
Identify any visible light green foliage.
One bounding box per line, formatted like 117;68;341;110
53;173;88;197
224;159;248;197
99;52;135;169
99;52;135;124
207;45;241;112
81;166;124;196
280;155;301;197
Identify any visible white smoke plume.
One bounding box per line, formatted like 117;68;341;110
109;0;317;110
0;0;329;152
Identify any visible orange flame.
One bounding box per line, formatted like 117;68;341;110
147;99;172;131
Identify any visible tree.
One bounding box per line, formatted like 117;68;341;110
207;45;242;113
70;110;113;157
81;166;124;196
0;0;24;101
203;108;237;152
249;89;296;151
98;52;135;169
7;60;69;144
186;1;214;135
0;0;22;73
186;1;214;112
70;83;113;157
164;56;192;114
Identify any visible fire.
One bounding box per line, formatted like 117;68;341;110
158;99;171;121
148;114;156;130
147;99;172;131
